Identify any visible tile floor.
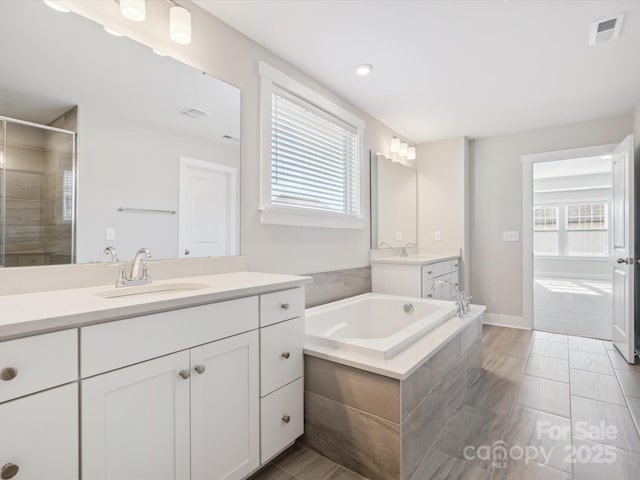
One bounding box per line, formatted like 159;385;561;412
250;325;640;480
534;277;612;339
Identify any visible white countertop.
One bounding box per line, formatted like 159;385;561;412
369;254;458;266
304;305;486;380
0;271;311;341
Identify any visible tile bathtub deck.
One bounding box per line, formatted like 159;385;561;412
250;325;640;480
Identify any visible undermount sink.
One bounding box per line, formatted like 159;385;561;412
96;282;209;299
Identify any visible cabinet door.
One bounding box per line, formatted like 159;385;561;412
82;352;190;480
0;384;78;480
191;331;259;480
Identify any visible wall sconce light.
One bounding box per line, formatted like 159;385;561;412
407;146;416;160
120;0;146;22
390;138;401;153
170;5;192;45
399;142;408;156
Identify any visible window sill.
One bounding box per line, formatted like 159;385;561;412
260;206;365;230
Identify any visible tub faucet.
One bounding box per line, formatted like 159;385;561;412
432;280;469;318
400;242;416;257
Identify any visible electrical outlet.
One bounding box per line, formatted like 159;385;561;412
503;231;519;242
106;228;116;241
434;231;441;241
395;231;402;241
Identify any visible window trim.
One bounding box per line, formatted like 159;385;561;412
259;61;366;229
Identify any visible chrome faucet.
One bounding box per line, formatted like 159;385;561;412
400;242;416;258
115;248;152;287
432;280;470;318
103;246;119;263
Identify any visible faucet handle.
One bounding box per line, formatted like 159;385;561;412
116;264;128;287
142;261;151;281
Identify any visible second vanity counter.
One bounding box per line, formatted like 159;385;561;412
0;271;312;340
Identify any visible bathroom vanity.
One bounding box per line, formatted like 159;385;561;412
0;271;310;480
371;254;460;300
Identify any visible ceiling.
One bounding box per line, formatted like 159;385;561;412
533;156;611;179
194;0;640;143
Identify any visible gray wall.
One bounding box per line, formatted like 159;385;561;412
470;114;633;319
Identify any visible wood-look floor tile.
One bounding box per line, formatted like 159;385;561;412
570;369;626;406
325;466;368;480
249;464;296;480
491;460;572;480
433;404;508;469
274;444;339;480
571;395;640;453
525;354;569;383
464;371;520;416
615;370;640;399
504;405;571;473
568;336;607;355
482;352;527;382
535;331;569;344
569;350;614;375
607;348;640;371
482;326;533;359
530;339;569;360
515;375;570;417
410;449;490;480
572;437;640;480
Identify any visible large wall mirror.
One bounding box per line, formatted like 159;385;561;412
0;1;240;267
370;151;417;249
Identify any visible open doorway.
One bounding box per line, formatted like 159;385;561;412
532;156;613;339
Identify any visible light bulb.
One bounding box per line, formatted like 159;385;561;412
390;138;401;153
399;142;408;156
407;146;416;160
120;0;146;22
43;1;70;13
170;6;192;45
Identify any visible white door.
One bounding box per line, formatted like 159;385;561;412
82;352;191;480
0;384;78;480
179;157;238;258
190;331;259;480
611;135;636;363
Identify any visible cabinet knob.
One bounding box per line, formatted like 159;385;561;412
280;303;290;310
427;271;432;274
1;463;19;480
281;352;291;359
194;365;206;374
179;369;191;380
0;367;18;381
282;414;291;424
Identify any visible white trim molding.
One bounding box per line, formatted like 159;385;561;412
482;313;530;330
521;143;617;330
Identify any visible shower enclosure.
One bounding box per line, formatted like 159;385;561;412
0;114;76;267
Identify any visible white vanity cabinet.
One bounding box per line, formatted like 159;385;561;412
423;259;460;300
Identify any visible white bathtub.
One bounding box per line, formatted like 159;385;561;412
305;293;458;360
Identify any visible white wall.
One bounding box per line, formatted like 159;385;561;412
61;0;404;275
470;114;632;318
417;137;470;289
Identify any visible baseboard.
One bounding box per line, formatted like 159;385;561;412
482;313;531;330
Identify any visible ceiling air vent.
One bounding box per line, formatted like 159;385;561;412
590;13;625;45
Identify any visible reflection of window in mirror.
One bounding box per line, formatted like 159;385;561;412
63;170;73;224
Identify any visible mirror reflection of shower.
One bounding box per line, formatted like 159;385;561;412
0;110;76;267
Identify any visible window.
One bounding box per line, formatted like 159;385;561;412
259;62;365;229
566;203;608;256
533;206;559;255
533;202;609;257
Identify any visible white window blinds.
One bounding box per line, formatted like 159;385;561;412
270;86;360;216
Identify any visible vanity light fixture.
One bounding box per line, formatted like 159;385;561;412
356;64;373;76
170;5;192;45
120;0;146;22
43;1;70;13
407;146;416;161
399;142;408;157
104;26;125;37
390;138;401;153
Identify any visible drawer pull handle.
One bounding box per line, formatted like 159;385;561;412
179;369;191;380
453;264;458;267
281;303;290;310
282;414;291;424
0;368;18;381
281;352;291;359
194;365;206;374
1;463;19;480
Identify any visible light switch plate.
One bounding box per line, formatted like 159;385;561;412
434;231;441;241
106;228;116;241
503;231;519;242
395;231;402;241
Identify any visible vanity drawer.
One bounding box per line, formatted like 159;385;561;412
260;288;305;327
81;297;258;378
422;265;434;278
432;260;453;278
0;329;78;403
260;317;304;396
260;378;304;463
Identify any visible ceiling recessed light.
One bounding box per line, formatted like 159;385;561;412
43;1;70;13
356;64;373;76
104;26;125;37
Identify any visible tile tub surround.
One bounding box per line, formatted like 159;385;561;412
301;316;483;480
304;267;371;308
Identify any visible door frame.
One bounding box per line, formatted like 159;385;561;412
521;143;617;330
178;156;239;257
